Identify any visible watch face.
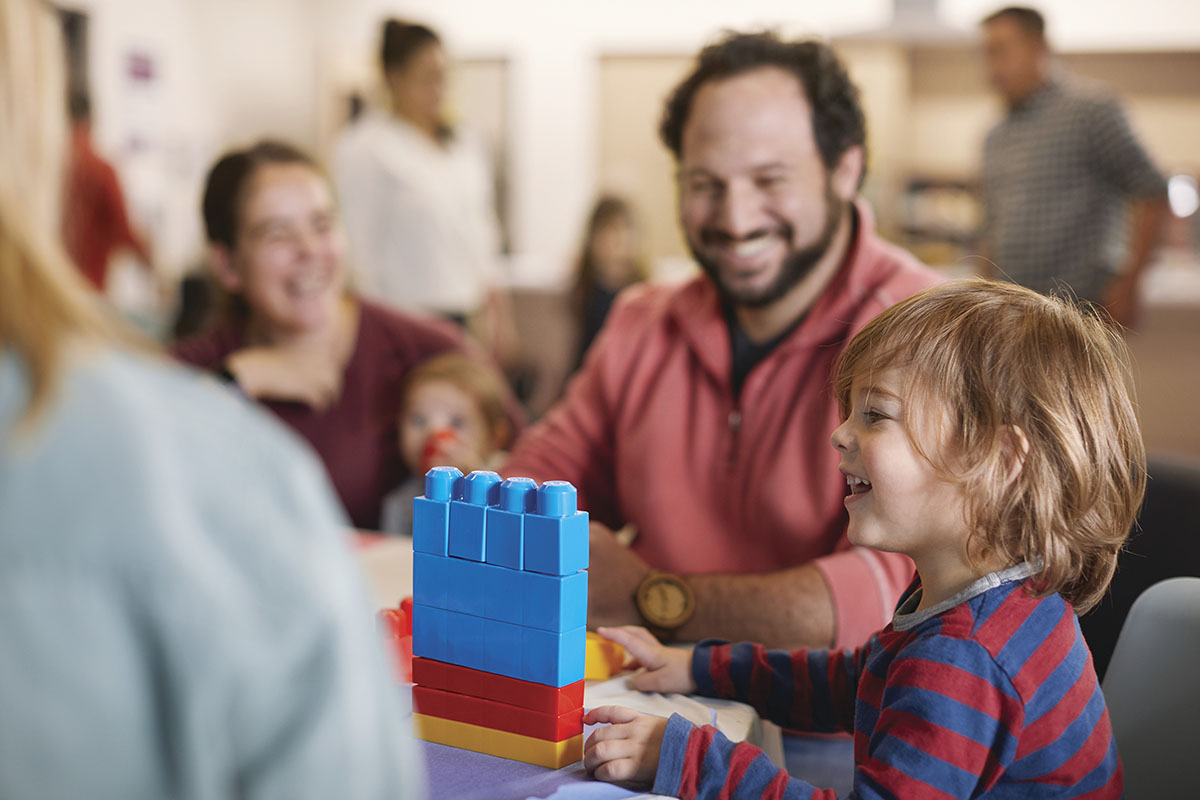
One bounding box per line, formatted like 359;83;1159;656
638;574;695;628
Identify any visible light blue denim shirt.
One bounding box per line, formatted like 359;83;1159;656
0;347;423;799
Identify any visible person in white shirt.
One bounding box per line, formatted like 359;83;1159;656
334;20;509;343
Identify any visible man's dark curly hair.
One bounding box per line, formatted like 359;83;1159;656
660;31;867;183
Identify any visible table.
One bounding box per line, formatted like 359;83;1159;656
357;534;852;799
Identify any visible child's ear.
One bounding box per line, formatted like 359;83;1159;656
208;244;243;293
998;425;1030;485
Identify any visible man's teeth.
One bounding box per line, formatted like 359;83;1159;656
293;275;324;293
846;476;871;489
730;237;773;258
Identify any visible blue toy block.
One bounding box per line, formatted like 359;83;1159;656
480;563;524;625
412;467;464;556
448;470;502;561
444;608;485;671
412;552;449;610
412;604;449;662
522;625;586;686
485;477;538;569
481;618;524;677
524;481;590;576
522;570;588;633
423;607;584;685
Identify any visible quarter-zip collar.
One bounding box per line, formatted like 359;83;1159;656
669;200;906;393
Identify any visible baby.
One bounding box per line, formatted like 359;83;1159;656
379;353;513;535
585;281;1144;798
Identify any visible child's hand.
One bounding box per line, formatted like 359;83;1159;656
583;706;668;785
596;626;697;695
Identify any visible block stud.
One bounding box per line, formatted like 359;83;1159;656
537;481;577;517
424;466;464;502
500;477;539;512
462;470;502;505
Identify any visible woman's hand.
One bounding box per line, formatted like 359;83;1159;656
583;706;668;786
595;626;697;695
225;345;343;410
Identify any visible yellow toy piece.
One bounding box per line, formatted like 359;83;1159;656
585;631;627;680
414;713;583;769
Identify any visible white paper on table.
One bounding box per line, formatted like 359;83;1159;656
584;672;785;768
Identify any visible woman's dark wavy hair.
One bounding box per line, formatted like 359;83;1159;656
660;31;867;185
380;19;440;73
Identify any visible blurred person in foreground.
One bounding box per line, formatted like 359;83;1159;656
0;1;422;797
334;19;515;361
979;5;1168;326
172;140;523;530
504;32;941;650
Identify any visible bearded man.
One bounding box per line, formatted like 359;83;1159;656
504;31;940;649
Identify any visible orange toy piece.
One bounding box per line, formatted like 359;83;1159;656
413;713;583;769
379;600;413;683
585;631;627;680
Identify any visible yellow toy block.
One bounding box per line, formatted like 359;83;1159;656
414;713;583;769
585;631;627;680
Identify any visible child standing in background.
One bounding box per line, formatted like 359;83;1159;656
380;353;513;534
584;281;1145;799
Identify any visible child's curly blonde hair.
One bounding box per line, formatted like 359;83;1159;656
833;280;1146;613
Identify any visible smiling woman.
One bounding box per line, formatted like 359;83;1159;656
173;140;522;529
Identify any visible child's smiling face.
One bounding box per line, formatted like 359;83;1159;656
830;368;971;562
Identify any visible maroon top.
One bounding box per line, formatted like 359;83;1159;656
173;300;521;529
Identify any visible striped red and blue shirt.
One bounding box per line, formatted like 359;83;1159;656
653;563;1122;798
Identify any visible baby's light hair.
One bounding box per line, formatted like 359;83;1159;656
833;280;1146;613
401;353;513;450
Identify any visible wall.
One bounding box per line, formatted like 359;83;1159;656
74;0;1200;287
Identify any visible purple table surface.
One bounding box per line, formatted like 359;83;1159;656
422;722;647;800
420;726;854;800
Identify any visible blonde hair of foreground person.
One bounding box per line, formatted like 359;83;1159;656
0;0;135;429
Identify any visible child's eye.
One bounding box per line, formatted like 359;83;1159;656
407;413;426;428
863;409;889;424
449;416;467;431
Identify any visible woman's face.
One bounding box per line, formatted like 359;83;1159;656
226;162;347;336
387;42;447;129
589;217;638;287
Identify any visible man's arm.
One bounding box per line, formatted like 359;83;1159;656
589;524;912;650
587;528;830;649
1088;96;1168;327
1102;195;1168;327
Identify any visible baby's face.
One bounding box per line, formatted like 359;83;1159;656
400;379;492;475
830;368;970;562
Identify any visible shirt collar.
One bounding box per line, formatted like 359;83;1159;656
893;561;1042;631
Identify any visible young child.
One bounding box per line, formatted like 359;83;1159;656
380;353;513;534
583;281;1145;798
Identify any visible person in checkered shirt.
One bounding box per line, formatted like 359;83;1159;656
979;6;1168;326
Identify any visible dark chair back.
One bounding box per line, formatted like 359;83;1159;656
1080;456;1200;680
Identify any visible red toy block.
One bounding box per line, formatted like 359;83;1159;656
412;657;583;715
413;686;583;742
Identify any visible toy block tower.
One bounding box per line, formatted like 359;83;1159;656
410;468;589;768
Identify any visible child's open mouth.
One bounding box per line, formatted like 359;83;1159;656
847;475;872;495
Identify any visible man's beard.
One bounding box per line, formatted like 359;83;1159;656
688;180;844;310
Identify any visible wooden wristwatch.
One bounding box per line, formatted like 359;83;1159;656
635;571;696;642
